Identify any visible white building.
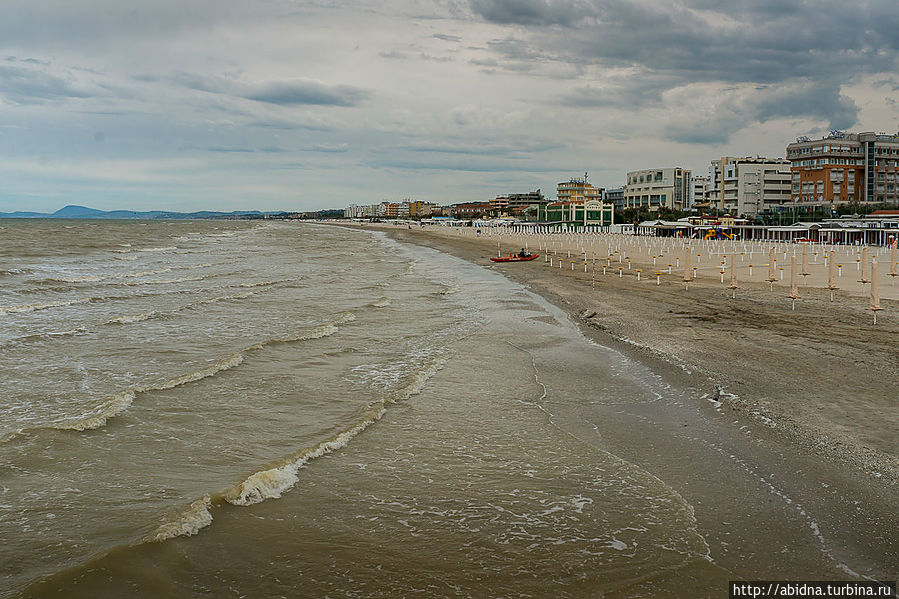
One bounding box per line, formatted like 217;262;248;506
709;157;791;216
624;167;691;211
689;176;710;211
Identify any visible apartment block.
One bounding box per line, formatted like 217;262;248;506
557;177;602;203
708;157;791;215
786;130;899;206
491;190;547;213
623;168;691;211
604;187;625;211
689;176;710;211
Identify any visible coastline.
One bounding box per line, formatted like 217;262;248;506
340;221;898;581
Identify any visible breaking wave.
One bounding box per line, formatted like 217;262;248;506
149;348;446;541
137;246;177;252
3;311;359;441
5;327;90;345
147;496;214;542
0;297;94;315
105;311;159;325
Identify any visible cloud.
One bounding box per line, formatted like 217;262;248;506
0;61;104;103
167;71;371;107
467;0;896;140
433;33;462;42
662;81;860;144
206;146;255;153
469;0;597;26
307;144;350;153
242;81;370;106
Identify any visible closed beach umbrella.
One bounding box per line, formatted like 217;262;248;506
789;255;800;299
730;253;738;288
801;243;810;276
891;240;898;278
871;258;882;310
683;247;692;283
766;247;776;283
860;247;870;283
827;250;838;301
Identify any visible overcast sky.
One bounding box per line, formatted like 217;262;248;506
1;0;898;213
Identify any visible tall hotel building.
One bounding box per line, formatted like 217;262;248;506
623;167;691;211
786;131;899;206
557;176;602;203
708;157;791;215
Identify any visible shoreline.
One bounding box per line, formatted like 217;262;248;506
336;221;898;579
370;223;898;483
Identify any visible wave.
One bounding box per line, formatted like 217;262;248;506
0;267;34;276
6;327;89;345
3;312;359;441
237;278;295;288
225;407;385;506
55;390;138;432
147;496;214;542
149;346;445;541
370;297;391;307
122;274;211;286
46;265;214;285
137;246;177;252
105;311;159;325
53;353;246;432
45;274;107;283
121;268;173;278
0;297;93;315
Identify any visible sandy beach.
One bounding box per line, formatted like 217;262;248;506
354;221;898;583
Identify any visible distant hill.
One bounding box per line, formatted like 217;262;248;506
0;205;270;219
52;205;108;218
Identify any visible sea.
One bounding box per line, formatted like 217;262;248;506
0;219;730;597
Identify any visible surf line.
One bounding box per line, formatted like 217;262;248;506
0;312;357;443
147;348;450;543
505;339;721;574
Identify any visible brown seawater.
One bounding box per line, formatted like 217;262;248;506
1;220;728;597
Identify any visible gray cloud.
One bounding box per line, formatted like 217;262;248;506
469;0;597;26
242;81;370;106
0;62;102;103
308;144;350;153
433;34;462;42
206;146;255;153
166;72;370;107
663;81;860;145
469;0;897;142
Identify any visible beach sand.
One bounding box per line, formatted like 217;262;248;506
351;222;898;582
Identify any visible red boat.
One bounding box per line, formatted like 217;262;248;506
490;253;539;262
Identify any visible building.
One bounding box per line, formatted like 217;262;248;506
407;201;433;218
490;190;547;216
623;168;691;211
557;177;602;203
708;157;791;216
786;130;899;207
344;204;366;218
604;187;625;211
451;202;492;218
537;198;614;226
689;176;710;211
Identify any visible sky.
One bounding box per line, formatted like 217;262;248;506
1;0;898;213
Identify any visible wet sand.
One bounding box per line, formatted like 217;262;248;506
351;222;898;583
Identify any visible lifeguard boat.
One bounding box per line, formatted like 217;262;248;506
490;253;539;262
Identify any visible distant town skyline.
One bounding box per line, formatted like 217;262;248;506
2;0;898;213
